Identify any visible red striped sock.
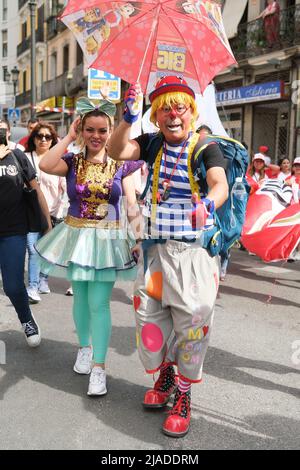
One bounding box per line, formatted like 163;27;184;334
178;378;191;394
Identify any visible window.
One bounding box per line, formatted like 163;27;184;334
63;44;69;73
50;52;57;79
3;66;8;82
2;0;8;21
76;42;83;66
22;22;27;41
2;30;8;58
23;70;27;92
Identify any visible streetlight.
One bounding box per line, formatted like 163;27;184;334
11;66;20;109
29;0;37;118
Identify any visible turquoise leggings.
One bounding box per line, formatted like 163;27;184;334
72;281;115;364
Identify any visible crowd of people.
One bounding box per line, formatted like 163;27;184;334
0;75;299;438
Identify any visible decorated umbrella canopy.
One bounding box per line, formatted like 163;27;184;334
241;180;300;262
60;0;236;94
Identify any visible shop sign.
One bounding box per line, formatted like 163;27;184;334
57;96;74;109
216;81;285;106
88;69;121;102
37;97;56;109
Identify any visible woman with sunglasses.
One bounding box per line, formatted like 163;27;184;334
35;98;143;396
25;122;66;303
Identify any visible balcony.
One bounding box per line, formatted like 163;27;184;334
65;64;87;96
17;29;44;57
47;16;67;41
40;72;69;100
230;5;300;61
15;90;31;108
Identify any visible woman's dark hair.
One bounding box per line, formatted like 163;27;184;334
278;157;289;168
0;119;10;131
27;121;58;152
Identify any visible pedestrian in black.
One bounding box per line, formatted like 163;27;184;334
0;131;51;346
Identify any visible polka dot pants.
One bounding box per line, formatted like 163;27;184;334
133;241;220;382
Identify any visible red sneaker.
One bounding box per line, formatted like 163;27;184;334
143;366;177;409
162;389;191;437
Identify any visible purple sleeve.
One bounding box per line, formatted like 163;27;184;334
122;160;144;178
62;152;74;170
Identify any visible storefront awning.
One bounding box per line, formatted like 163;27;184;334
222;0;248;39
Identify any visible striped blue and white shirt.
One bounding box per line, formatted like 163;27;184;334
143;139;213;240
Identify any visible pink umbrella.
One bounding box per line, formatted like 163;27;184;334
60;0;236;94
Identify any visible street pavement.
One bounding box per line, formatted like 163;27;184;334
0;249;299;450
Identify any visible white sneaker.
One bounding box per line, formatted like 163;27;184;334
27;287;41;304
22;314;41;348
73;347;93;374
87;366;107;396
39;278;50;294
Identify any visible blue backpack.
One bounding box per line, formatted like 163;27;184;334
191;135;250;256
140;133;250;256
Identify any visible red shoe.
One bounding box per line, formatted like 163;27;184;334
162;389;191;437
143;366;177;409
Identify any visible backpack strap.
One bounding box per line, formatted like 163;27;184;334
151;132;200;224
139;133;164;201
11;150;29;187
190;135;218;196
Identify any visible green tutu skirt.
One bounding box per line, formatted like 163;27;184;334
35;219;137;282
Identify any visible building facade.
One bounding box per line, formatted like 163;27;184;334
14;0;87;134
218;0;300;162
0;0;19;117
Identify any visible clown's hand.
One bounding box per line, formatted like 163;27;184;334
124;83;142;124
188;194;215;229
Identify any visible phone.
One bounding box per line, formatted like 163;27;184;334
0;128;8;146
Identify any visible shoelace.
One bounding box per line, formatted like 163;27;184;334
90;369;105;385
169;392;190;417
79;349;91;362
23;321;37;336
153;369;178;392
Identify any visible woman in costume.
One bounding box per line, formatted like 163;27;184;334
35;98;143;396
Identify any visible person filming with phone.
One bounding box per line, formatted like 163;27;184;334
0;126;51;348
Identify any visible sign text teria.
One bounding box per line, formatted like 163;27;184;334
217;81;285;106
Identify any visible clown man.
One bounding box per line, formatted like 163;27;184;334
108;76;228;437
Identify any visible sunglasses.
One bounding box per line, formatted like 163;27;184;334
35;133;53;141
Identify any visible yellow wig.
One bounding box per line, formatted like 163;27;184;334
150;92;198;130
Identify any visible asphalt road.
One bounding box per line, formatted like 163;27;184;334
0;249;299;450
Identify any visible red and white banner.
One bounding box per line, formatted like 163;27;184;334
241;180;300;262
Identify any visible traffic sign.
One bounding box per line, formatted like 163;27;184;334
8;108;21;123
88;69;121;102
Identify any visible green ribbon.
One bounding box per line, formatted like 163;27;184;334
76;97;116;118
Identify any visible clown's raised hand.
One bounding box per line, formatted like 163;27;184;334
124;83;142;124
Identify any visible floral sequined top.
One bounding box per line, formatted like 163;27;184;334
62;152;143;221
